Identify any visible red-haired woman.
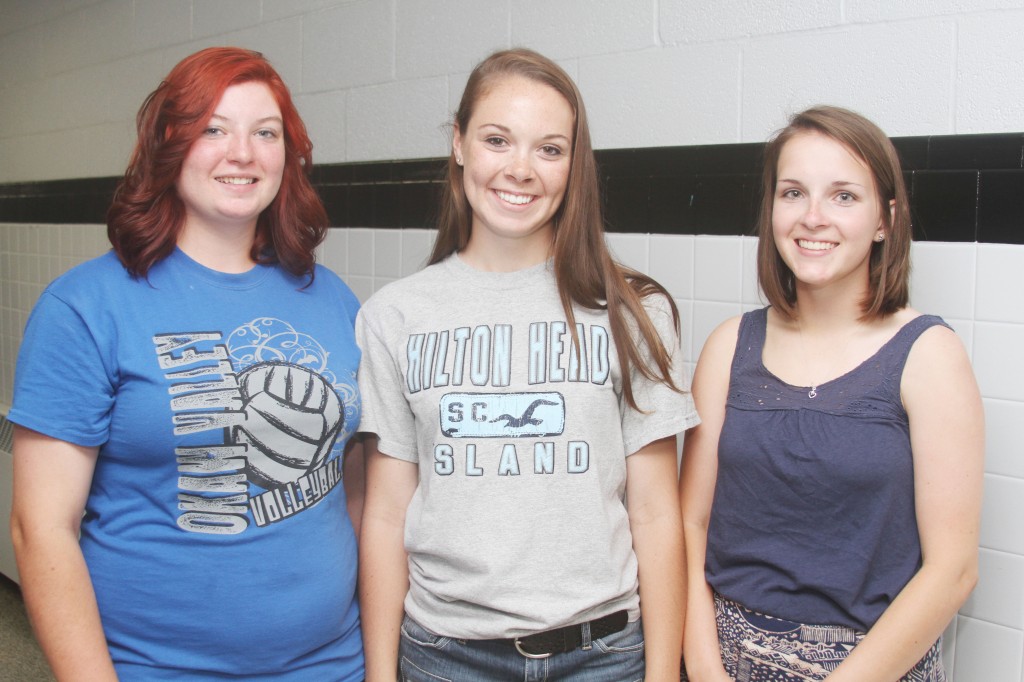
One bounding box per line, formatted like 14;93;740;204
10;47;364;681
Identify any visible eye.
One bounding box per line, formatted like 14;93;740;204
484;136;507;148
203;126;224;137
255;128;280;140
540;144;564;157
835;191;856;204
779;188;802;200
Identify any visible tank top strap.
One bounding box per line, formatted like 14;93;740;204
730;307;769;376
868;314;951;405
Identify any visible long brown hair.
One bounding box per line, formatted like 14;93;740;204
757;106;911;320
108;47;327;280
431;48;681;409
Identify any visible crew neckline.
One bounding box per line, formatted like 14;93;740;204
164;246;274;290
443;252;554;290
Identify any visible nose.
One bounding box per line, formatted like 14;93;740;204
800;197;827;229
505;151;534;183
227;133;254;164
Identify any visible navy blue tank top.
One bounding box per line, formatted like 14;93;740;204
705;307;949;631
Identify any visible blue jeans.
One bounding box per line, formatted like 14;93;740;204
399;614;645;682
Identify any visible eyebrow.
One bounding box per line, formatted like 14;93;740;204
209;114;284;126
479;123;571;144
777;178;867;189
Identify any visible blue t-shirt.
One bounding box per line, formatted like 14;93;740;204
705;307;948;632
10;249;364;681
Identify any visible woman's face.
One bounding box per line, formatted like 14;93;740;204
453;75;574;263
176;81;285;236
771;131;887;295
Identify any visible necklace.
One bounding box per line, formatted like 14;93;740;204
796;319;854;399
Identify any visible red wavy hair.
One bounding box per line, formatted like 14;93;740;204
107;47;327;279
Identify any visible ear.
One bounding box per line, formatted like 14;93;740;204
452;124;463;165
877;198;895;239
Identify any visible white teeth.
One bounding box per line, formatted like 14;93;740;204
496;190;534;205
797;239;835;251
217;177;256;185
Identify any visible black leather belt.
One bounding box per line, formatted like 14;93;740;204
511;610;628;658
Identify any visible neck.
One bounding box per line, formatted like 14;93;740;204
792;280;868;334
460;235;552;272
177;221;258;273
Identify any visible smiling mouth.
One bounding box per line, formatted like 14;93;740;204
217;177;257;185
495;189;535;205
797;239;836;251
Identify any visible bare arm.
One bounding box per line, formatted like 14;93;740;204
825;325;984;681
359;436;418;682
10;426;118;681
627;435;685;681
678;318;739;682
343;437;366;539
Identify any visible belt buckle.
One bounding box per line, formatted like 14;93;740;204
514;637;553;659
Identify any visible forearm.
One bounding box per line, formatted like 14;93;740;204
631;510;684;680
13;526;117;681
359;515;410;682
827;561;976;682
680;520;728;681
343;440;366;539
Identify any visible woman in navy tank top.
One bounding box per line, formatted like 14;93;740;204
679;106;983;681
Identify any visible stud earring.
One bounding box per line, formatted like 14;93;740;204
875;233;885;242
455;155;463;166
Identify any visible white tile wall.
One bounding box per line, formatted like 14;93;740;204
191;0;262;40
985;399;1024;479
302;1;394;92
976;244;1024;324
741;21;956;141
0;224;109;413
956;10;1024;135
909;241;977;321
578;44;741;149
953;616;1024;682
512;0;655;60
395;0;509;79
961;548;1024;630
661;0;842;43
5;2;1024;183
345;77;451;162
132;0;192;51
605;233;649;273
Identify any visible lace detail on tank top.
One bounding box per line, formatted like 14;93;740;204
727;308;949;420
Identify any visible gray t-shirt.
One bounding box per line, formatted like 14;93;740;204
356;254;699;639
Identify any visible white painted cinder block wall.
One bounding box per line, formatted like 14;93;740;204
1;2;1023;680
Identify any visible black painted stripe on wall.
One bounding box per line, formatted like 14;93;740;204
1;133;1022;244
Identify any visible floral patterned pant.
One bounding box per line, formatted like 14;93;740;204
682;593;944;682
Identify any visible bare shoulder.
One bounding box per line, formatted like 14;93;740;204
699;314;743;361
901;311;978;408
692;314;743;391
904;309;968;364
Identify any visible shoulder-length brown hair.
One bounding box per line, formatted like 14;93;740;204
431;48;681;409
107;46;327;280
757;105;911;320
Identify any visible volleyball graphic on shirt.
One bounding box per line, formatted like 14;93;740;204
233;361;344;489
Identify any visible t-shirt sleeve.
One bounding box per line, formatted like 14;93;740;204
621;294;700;456
354;300;419;463
9;290;117;447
